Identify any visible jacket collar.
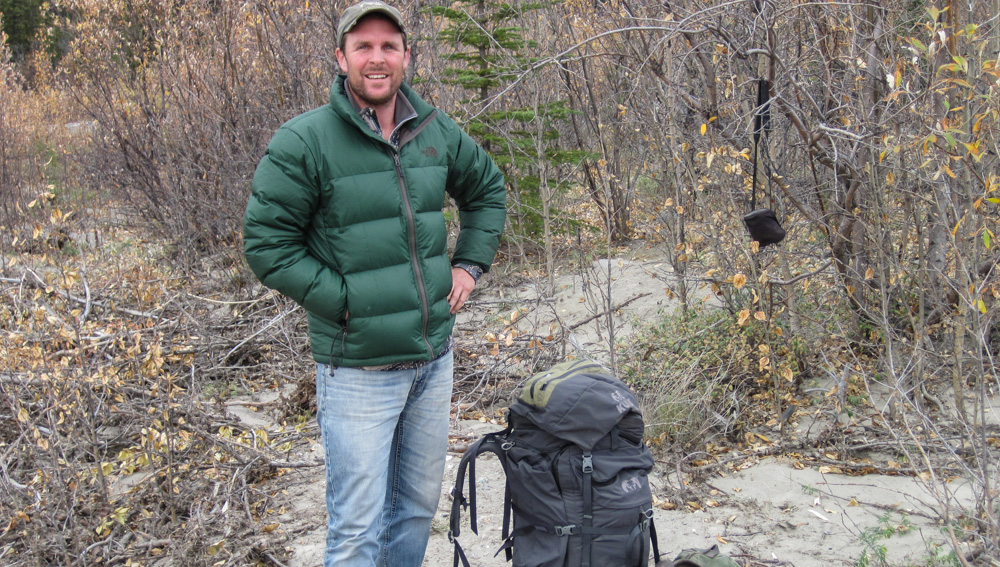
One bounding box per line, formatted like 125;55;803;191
329;75;435;128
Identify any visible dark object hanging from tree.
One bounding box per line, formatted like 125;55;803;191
743;208;786;247
743;78;786;248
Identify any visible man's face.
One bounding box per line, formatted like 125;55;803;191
336;15;410;109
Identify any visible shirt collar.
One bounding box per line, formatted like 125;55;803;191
345;82;418;130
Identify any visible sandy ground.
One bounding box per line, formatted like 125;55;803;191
244;412;969;567
234;255;979;567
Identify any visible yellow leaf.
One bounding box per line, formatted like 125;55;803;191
700;123;707;135
207;539;225;556
717;535;729;544
759;344;770;354
865;267;874;280
510;310;520;323
781;367;794;382
737;310;750;326
886;171;895;186
262;523;280;533
733;273;747;289
17;407;29;423
978;299;987;314
848;498;860;507
754;311;767;321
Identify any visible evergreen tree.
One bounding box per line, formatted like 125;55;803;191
428;0;592;241
0;0;44;60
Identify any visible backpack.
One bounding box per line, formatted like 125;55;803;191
448;360;660;567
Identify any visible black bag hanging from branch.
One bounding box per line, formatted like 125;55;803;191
743;78;786;247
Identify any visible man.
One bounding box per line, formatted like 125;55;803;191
243;2;506;566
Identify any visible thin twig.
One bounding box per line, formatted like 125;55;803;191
568;293;650;330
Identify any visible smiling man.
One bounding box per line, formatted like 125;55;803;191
242;2;507;566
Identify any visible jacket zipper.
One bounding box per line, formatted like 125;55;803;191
390;112;440;359
392;151;434;358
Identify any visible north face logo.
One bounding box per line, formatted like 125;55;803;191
422;146;438;157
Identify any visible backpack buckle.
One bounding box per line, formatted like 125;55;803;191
501;441;513;450
581;453;593;474
554;525;580;536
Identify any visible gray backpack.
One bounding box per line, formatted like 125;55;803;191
449;360;660;567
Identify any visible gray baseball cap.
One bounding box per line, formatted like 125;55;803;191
337;1;406;48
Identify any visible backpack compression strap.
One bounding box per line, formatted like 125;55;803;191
449;431;512;567
502;451;652;567
582;452;594;567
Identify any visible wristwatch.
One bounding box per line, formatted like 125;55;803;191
452;262;483;283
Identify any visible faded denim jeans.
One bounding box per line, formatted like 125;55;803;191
315;350;453;567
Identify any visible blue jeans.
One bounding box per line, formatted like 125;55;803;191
315;350;454;567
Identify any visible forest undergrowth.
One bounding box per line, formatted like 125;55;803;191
3;0;1000;564
1;181;996;566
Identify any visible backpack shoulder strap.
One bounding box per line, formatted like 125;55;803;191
448;429;512;567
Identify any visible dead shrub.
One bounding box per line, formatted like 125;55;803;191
65;0;337;259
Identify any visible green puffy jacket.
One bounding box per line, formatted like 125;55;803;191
244;77;506;366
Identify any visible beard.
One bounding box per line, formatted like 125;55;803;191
346;70;402;108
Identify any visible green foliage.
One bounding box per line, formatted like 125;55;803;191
619;304;790;392
0;0;71;65
0;0;46;60
429;0;588;241
855;513;914;567
617;307;759;447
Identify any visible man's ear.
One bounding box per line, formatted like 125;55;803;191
335;47;346;71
